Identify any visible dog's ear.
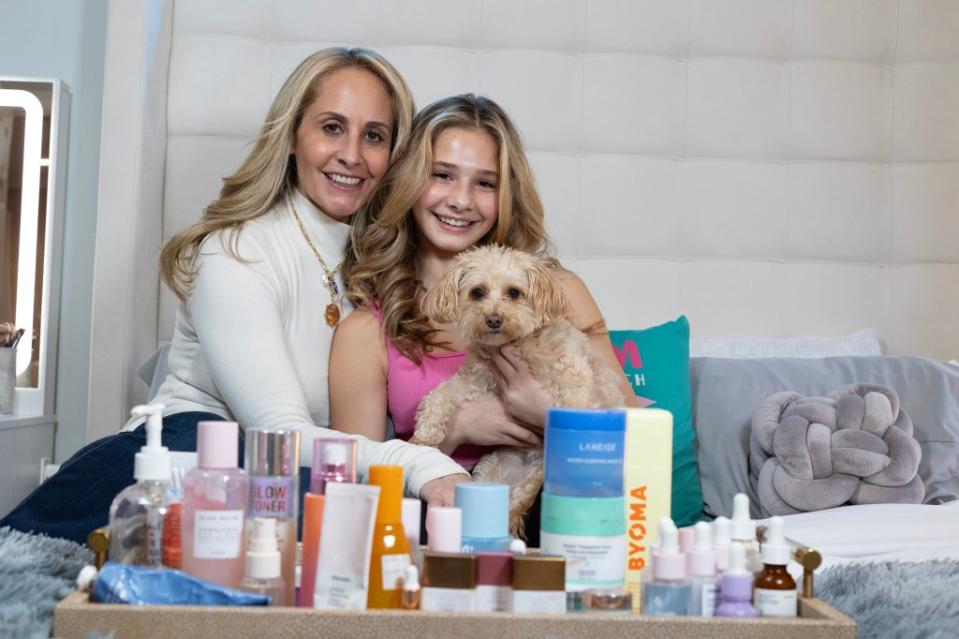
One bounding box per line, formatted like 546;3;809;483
422;261;469;323
527;259;570;325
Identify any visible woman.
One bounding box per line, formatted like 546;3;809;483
2;48;467;544
330;94;637;473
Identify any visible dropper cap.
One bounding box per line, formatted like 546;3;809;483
720;543;752;601
369;465;404;524
246;517;281;580
713;517;732;571
652;517;686;580
131;403;170;481
686;521;718;577
731;493;755;542
761;516;791;566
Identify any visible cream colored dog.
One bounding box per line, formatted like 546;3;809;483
410;245;626;537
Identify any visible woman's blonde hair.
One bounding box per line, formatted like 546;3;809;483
345;94;554;362
161;47;415;300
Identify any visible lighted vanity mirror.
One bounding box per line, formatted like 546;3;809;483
0;78;68;417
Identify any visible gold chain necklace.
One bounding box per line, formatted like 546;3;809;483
287;194;345;327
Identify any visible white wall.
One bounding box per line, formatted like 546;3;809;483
0;0;108;462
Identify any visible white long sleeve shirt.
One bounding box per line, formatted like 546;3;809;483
125;189;466;495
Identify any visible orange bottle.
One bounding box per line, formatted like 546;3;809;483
367;466;411;609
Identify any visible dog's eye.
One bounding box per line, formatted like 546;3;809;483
507;288;522;300
470;287;486;300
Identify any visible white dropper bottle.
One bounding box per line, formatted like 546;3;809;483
241;517;287;606
712;516;732;572
686;521;720;617
108;403;175;566
641;518;693;616
731;493;762;573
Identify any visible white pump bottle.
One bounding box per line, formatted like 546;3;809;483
108;403;176;566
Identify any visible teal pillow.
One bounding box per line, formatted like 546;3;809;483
610;316;703;527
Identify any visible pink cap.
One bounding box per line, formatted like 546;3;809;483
476;552;512;586
197;421;238;469
686;522;718;577
678;526;695;553
652;518;686;581
426;506;462;553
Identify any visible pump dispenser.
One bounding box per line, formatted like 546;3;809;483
715;543;758;617
109;404;176;566
731;493;762;573
241;517;287;605
754;516;797;617
687;522;719;617
641;518;692;616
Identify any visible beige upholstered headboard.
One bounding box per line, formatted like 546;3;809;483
90;0;959;439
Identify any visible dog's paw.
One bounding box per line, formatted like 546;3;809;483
509;507;528;541
408;429;445;447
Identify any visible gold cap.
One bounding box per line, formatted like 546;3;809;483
423;552;476;589
512;556;565;591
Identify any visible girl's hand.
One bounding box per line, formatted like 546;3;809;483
420;473;470;507
490;345;552;431
440;394;543;454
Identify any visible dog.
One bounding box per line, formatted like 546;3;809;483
409;245;626;537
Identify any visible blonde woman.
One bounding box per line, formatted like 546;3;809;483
3;48;467;543
330;95;638;502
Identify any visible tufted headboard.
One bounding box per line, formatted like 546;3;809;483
90;0;959;439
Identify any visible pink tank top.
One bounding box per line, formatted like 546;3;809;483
368;305;496;468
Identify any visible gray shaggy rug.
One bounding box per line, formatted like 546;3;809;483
0;526;93;639
818;560;959;639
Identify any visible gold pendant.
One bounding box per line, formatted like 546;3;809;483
325;303;341;327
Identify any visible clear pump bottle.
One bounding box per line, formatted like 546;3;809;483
108;403;177;567
241;517;287;606
641;518;692;616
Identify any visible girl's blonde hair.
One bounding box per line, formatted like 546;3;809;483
344;94;554;362
161;47;415;300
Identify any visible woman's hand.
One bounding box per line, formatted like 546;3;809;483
489;345;552;431
439;394;542;455
419;473;470;507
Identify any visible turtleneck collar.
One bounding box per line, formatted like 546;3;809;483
287;188;352;262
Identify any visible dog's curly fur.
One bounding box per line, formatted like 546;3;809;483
410;245;626;537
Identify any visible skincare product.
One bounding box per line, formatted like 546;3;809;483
511;555;567;614
715;543;758;618
313;482;380;609
426;506;462;554
455;483;512;553
541;408;627;593
299;437;356;606
240;517;287;605
712;516;732;571
582;587;633;615
754;516;797;617
641;518;692;616
475;552;512;612
421;552;476;612
687;522;719;617
367;466;412;609
401;564;421;610
108;404;176;567
161;502;182;569
402;498;422;567
623;408;673;612
246;426;299;606
309;438;356;494
731;493;762;573
181;421;249;589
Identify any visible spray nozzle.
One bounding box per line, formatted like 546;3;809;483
245;517;281;580
249;517;279;553
131;403;170;482
731;493;755;541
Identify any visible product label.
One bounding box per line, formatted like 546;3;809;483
421;587;476;612
511;590;566;614
314;570;365;610
193;510;244;559
540;531;627;591
249;476;296;518
380;553;411;590
755;588;797;617
699;582;718;617
545;428;624;494
475;585;511;612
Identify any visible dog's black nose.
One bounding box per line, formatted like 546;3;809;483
485;315;503;330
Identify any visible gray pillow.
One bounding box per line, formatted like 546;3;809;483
691;356;959;519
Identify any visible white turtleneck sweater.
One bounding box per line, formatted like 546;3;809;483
126;189;466;495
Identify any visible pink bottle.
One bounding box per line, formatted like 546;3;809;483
181;421;249;588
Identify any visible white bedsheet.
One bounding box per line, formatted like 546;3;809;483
764;502;959;572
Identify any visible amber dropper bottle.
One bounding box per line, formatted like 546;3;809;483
754;516;797;617
367;465;411;609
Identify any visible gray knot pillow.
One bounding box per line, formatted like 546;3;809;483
751;383;925;515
